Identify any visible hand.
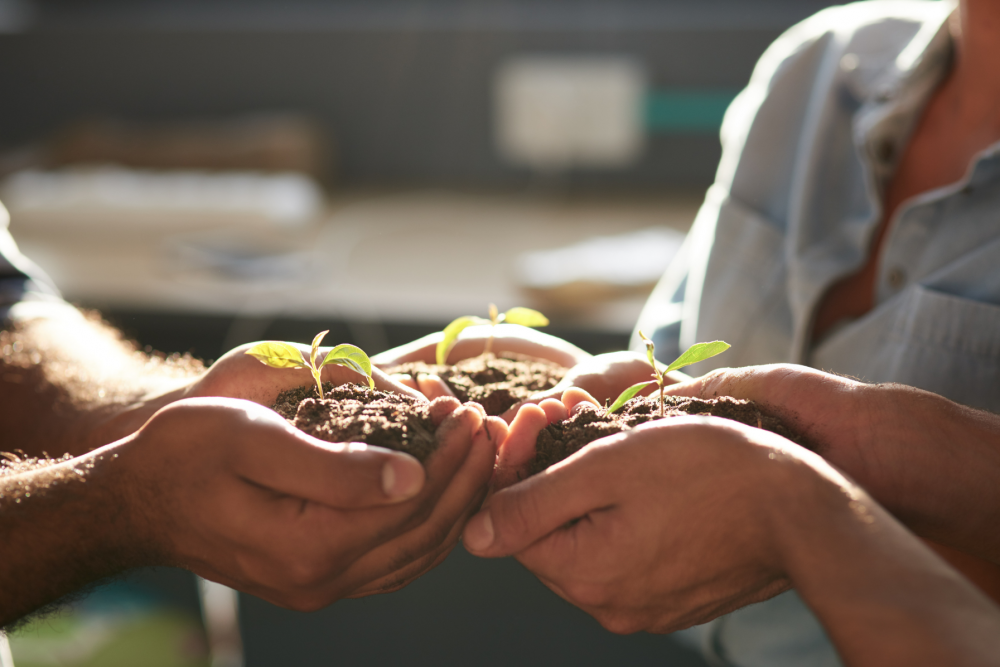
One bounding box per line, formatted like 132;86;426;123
462;416;1000;665
189;341;427;407
115;396;505;609
498;351;688;422
463;416;829;634
370;324;591;369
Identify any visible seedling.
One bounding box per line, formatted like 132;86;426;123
606;332;730;417
245;330;375;400
436;304;549;365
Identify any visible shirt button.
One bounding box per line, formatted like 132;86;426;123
887;266;907;290
840;53;859;72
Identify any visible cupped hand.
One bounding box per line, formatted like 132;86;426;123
662;364;877;487
499;351;687;422
462;416;829;634
370;324;591;369
189;341;426;407
115;395;506;610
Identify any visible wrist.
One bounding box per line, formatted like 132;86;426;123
82;379;194;453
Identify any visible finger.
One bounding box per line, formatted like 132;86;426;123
234;407;427;507
463;437;625;558
496;403;548;474
372;367;427;401
562;387;601;414
417;373;456;401
429;396;462;426
538;398;568;424
391;373;419;392
320;362;426;401
342;418;503;597
330;414;500;594
371;332;441;366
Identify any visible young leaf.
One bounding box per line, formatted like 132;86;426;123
503;307;549;328
607;380;657;415
489;303;500;325
245;341;307;369
638;331;659;376
665;341;731;374
436;316;484;365
322;344;375;389
311;329;329;368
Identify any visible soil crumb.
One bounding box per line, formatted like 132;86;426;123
386;354;566;416
273;383;438;462
529;394;800;476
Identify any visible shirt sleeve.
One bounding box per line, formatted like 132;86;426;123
0;200;68;325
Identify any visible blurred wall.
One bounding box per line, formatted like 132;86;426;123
0;0;841;189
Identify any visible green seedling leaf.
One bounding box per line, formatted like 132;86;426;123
607;380;657;415
322;344;375;389
245;341;307;369
665;341;731;374
503;307;550;328
436;316;485;365
311;330;329;368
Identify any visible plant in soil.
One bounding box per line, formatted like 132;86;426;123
523;336;801;476
248;331;444;461
245;330;374;399
436;304;549;364
385;305;565;416
606;332;731;416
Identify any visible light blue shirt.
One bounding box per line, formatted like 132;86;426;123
0;200;68;323
635;1;999;665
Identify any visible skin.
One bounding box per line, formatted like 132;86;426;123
0;311;507;627
463;414;1000;666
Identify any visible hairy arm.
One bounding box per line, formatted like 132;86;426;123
0;310;199;458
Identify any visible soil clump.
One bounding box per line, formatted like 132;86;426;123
529;394;800;476
385;354;566;416
272;383;438;462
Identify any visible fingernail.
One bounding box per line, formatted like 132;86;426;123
382;458;424;500
464;512;494;551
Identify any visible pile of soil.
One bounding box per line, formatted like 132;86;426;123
528;394;800;476
272;383;438;462
385;354;566;416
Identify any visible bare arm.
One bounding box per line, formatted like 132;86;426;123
0;311;198;457
463;414;1000;665
665;365;1000;563
0;309;499;629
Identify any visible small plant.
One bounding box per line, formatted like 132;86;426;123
606;332;730;417
245;330;375;400
436;304;549;365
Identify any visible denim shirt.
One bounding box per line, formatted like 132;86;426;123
0;200;64;323
634;1;998;665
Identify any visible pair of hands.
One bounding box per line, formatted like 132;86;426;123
92;337;509;612
379;329;1000;639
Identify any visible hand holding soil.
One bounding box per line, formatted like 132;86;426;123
115;394;499;610
189;340;425;408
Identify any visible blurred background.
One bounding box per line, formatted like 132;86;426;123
1;1;839;665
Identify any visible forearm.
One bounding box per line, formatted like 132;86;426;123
0;444;155;629
1;311;202;457
775;465;1000;666
860;383;1000;563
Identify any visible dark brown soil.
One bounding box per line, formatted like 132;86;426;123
385;354;566;416
529;394;800;476
272;383;438;462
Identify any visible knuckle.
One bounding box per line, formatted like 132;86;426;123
280;555;329;590
598;613;644;635
280;590;330;613
563;581;611;608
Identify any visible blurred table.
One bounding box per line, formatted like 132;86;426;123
9;189;699;335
